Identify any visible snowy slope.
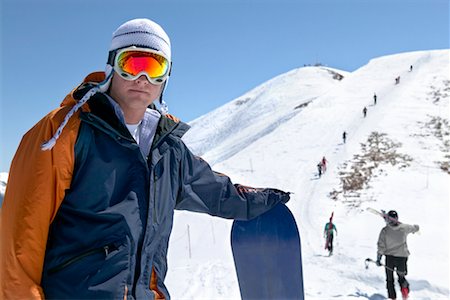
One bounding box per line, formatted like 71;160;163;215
166;50;450;299
183;66;348;165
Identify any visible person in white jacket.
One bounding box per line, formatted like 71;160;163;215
377;210;419;300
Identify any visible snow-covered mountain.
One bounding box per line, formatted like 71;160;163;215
1;50;448;299
183;66;348;165
166;49;450;299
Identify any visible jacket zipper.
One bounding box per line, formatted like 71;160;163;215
129;118;181;294
131;149;159;295
47;244;117;275
152;171;158;224
149;125;176;226
132;163;151;296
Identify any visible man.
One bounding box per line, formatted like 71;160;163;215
377;210;419;300
1;18;290;299
323;218;337;255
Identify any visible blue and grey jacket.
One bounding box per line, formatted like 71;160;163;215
33;74;290;299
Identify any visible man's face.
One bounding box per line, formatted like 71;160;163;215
108;72;163;111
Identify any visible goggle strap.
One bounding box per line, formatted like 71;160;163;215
107;46;162;66
168;62;173;77
107;50;115;66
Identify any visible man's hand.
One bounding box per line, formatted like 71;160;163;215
281;191;291;204
376;253;383;266
270;189;291;204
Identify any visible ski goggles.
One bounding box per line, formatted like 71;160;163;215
113;47;171;85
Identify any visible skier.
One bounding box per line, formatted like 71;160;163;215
321;156;328;173
409;65;413;72
317;162;323;178
376;210;420;300
324;218;337;255
363;106;368;118
0;18;291;299
373;93;377;105
342;131;347;144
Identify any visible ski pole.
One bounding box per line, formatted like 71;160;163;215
364;258;396;272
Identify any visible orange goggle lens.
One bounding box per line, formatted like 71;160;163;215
116;50;170;82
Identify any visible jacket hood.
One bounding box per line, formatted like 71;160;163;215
61;72;107;108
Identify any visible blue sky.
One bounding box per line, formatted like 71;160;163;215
0;0;448;172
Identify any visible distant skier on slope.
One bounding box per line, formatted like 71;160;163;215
376;210;420;300
321;156;328;173
342;131;347;144
317;162;323;178
323;217;337;256
373;93;377;105
363;106;368;118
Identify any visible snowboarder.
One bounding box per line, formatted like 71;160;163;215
342;131;347;144
321;156;328;173
317;162;323;177
409;65;413;72
376;210;420;300
395;76;401;85
0;18;291;299
363;106;368;118
324;218;337;255
373;93;377;105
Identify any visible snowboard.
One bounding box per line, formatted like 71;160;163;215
231;203;304;300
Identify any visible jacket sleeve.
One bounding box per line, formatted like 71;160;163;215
377;228;386;255
175;144;290;220
1;107;79;299
406;224;420;234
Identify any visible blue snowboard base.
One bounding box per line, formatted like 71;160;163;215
231;203;304;299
